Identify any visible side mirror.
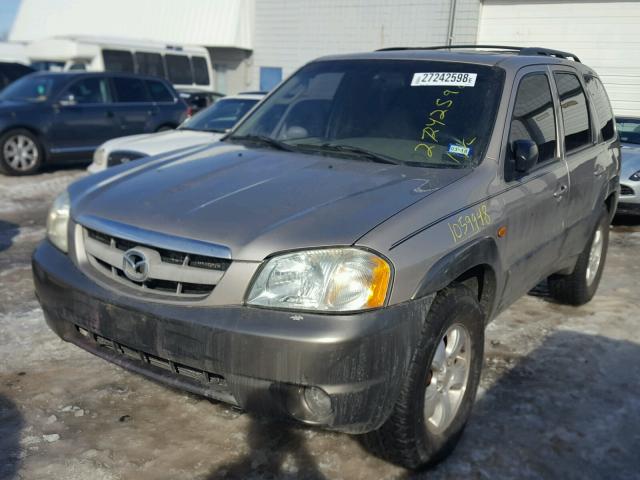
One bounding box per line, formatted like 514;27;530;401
58;93;76;106
512;139;538;174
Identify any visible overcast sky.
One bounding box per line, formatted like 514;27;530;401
0;0;21;40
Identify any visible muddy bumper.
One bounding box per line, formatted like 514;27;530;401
32;240;431;433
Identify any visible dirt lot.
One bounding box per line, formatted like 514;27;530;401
1;168;639;480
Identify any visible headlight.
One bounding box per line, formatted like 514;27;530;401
46;191;70;253
630;170;640;181
247;248;391;312
93;147;106;166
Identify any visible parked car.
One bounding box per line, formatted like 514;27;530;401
614;117;640;215
177;88;224;114
616;116;640;148
0;61;34;90
88;93;264;172
34;46;619;470
0;71;188;175
617;145;640;215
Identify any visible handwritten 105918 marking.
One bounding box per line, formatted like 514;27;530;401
447;204;491;243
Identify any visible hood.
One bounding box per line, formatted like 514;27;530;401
104;129;220;156
71;143;469;260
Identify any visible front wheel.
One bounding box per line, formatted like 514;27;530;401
363;284;485;470
548;209;609;306
0;129;43;175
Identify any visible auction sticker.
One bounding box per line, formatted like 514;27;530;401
411;72;477;87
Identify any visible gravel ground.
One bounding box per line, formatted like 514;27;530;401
1;168;639;480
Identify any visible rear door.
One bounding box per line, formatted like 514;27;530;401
498;67;570;308
110;76;157;136
549;68;600;258
50;76;119;157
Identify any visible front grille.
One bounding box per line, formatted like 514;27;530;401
76;325;227;387
620;184;634;196
83;227;231;299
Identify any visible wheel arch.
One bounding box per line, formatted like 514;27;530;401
413;237;502;322
0;125;50;162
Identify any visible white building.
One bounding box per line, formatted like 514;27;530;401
9;0;640;116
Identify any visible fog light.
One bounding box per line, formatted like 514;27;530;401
303;386;332;418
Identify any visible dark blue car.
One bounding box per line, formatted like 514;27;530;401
0;72;188;175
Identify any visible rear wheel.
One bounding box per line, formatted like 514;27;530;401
548;209;609;305
0;129;43;175
363;284;485;470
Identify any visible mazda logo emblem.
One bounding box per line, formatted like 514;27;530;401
122;249;149;282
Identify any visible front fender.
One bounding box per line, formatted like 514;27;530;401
413;236;504;320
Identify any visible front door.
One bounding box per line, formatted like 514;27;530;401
498;67;570;308
50;77;119;158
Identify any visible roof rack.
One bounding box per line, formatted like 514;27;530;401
376;45;581;63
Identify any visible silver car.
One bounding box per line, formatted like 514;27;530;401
616;116;640;215
33;46;619;469
88;93;264;172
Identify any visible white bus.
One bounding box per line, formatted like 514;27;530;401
24;36;214;92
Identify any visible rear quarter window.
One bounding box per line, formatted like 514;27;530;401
146;79;174;102
584;75;615;142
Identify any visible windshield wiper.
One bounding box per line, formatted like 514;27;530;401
227;134;295;151
294;143;400;165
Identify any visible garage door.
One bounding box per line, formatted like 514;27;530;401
478;1;640;117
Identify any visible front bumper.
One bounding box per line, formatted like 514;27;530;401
32;240;432;433
617;181;640;215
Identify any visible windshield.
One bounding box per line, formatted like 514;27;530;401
230;60;504;167
0;74;59;102
181;98;260;132
616;118;640;145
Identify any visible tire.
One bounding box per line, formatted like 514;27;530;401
363;284;485;470
548;209;609;306
0;129;44;175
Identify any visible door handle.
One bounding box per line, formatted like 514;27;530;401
553;184;568;199
594;165;605;177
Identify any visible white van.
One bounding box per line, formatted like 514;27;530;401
25;36;214;92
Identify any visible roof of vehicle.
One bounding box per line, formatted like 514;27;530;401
26;70;175;82
316;45;597;75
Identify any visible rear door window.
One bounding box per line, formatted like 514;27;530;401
135;52;165;78
165;55;193;85
64;77;111;104
112;77;150;103
584;75;615;142
508;73;557;164
554;72;591;152
191;57;210;85
145;79;174;102
103;49;134;73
